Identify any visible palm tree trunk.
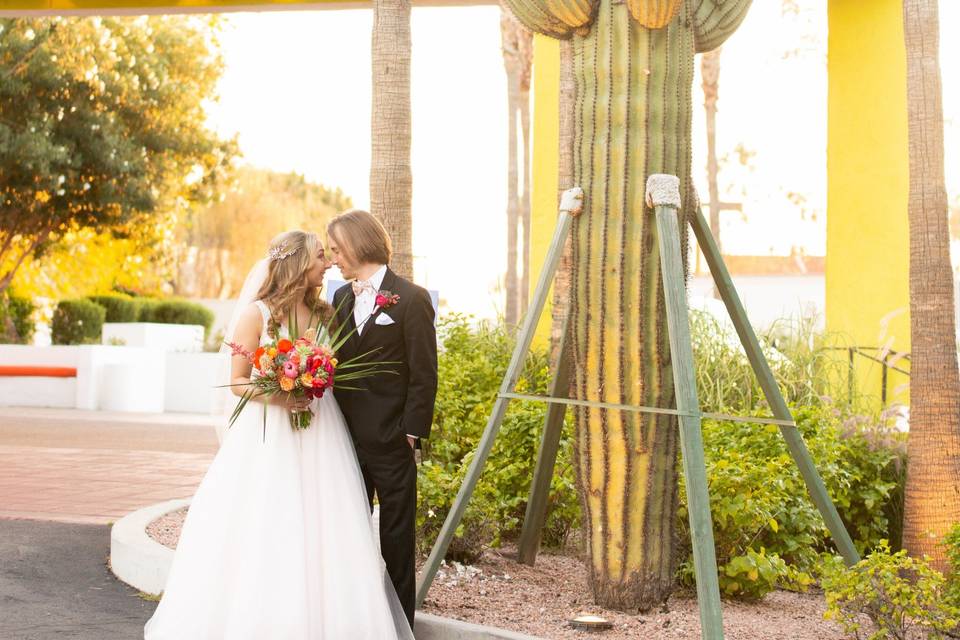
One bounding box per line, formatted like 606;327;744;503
371;0;414;280
701;47;722;297
902;0;960;572
551;38;576;364
502;10;523;326
518;28;533;318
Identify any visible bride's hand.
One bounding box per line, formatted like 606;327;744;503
276;392;312;412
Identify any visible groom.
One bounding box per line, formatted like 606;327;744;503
327;209;437;630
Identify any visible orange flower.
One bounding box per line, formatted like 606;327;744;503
268;347;278;357
258;354;273;371
253;347;266;370
277;339;294;353
299;373;314;387
279;376;295;392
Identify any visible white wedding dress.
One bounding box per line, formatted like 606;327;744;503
144;301;414;640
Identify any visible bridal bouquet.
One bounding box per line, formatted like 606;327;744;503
225;296;398;435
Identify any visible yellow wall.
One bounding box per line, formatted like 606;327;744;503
826;0;910;406
528;34;560;346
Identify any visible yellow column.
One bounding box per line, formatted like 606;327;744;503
826;0;910;406
528;34;560;345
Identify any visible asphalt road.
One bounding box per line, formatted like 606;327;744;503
0;518;156;640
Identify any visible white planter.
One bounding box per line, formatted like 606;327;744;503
0;345;78;408
100;361;165;413
110;498;189;596
0;376;75;408
0;344;166;412
164;352;230;415
102;323;204;353
77;346;166;411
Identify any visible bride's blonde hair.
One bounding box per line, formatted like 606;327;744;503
256;230;332;335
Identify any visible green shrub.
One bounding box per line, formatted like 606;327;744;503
676;403;904;600
418;309;906;592
944;523;960;607
0;294;36;344
417;315;580;562
417;456;498;564
690;310;868;415
139;299;214;336
51;299;106;345
136;298;161;322
822;542;960;639
87;294;139;323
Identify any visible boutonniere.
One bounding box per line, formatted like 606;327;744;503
375;290;400;309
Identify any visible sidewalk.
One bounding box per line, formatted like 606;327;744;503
0;407;218;524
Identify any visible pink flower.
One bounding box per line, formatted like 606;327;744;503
375;290;400;309
282;361;299;379
226;341;253;360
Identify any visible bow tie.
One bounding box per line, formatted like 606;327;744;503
352;280;375;296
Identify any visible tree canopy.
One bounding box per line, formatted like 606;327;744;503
175;166;352;298
0;16;236;294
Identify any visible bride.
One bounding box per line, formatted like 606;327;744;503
144;230;414;639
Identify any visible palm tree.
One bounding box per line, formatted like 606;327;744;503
902;0;960;572
371;0;413;280
501;9;522;325
701;46;722;296
551;38;576;362
500;10;533;325
518;25;533;318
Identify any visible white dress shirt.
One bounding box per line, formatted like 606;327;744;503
353;264;387;335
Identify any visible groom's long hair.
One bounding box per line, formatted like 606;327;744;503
327;209;392;266
256;230;334;335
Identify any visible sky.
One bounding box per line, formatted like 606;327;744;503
204;1;960;319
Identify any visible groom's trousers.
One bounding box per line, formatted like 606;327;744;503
358;443;418;630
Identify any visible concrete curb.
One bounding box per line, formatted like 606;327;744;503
414;613;544;640
109;500;543;640
109;497;188;596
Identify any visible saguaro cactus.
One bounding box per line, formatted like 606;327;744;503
501;0;751;610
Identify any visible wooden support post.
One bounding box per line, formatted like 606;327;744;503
690;204;861;566
517;317;572;565
415;187;585;607
648;175;724;640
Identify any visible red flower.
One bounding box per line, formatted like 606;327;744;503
277;339;294;353
375;290;400;309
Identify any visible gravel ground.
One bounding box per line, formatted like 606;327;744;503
147;509;849;639
146;506;187;549
416;548;851;640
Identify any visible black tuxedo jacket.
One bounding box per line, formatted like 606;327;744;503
332;268;438;453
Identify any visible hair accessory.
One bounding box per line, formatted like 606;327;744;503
268;242;297;262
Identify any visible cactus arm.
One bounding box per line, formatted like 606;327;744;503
501;0;597;38
627;0;682;29
690;0;752;53
545;0;596;31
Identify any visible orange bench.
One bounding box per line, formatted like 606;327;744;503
0;366;78;378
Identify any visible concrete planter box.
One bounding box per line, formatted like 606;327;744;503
0;345;164;411
103;323;204;353
0;344;231;414
164;352;230;415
